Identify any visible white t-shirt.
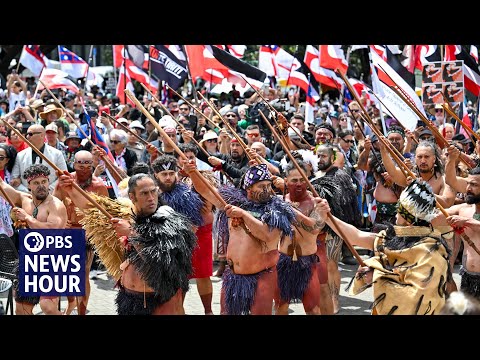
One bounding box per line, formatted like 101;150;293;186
8;92;26;112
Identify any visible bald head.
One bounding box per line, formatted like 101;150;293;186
251;141;266;158
75;150;93;162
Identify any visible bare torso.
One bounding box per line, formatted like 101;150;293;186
226;218;280;275
373;180;399;204
279;194;318;256
120;259;155;292
458;204;480;272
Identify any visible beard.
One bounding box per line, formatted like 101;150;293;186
35;186;48;200
418;166;433;174
318;159;332;171
466;192;480;204
158;178;176;192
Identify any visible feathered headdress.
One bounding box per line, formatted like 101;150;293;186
397;179;438;224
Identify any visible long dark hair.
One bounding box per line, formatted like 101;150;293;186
0;143;17;173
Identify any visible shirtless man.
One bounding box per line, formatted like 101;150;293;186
380;138;457;293
0;164;67;315
274;161;332;315
441;166;480;300
53;150;109;315
357;136;404;232
60;173;196;315
184;162;297;315
380;138;456;209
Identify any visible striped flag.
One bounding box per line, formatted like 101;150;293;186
58;46;89;79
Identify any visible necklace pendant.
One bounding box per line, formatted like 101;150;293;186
33;207;38;219
474;213;480;222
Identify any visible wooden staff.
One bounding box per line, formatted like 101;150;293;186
240;75;313;149
388;84;474;169
337;69;480;255
124;89;228;207
104;112;163;156
139;84;211;158
139;84;236;184
440;94;480;142
196;91;257;162
2;120;113;219
166;85;222;131
335;70;409;173
38;80;127;180
259;110;366;266
373;124;480;256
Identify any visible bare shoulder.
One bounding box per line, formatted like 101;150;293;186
49;195;67;210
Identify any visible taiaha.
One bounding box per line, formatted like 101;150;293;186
196;91;257;162
104;111;163;156
2;120;113;220
259;110;365;266
240;75;313;149
387;82;473;169
139;84;235;184
38;80;127;180
167;85;221;131
440;93;480;143
124;89;227;207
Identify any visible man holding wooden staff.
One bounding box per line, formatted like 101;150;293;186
0;164;68;315
317;176;451;315
184;161;297;315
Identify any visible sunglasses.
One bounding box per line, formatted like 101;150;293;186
0;156;8;161
350;109;360;113
246;133;260;137
26;132;43;137
435;109;444;113
225;114;237;118
111;140;121;144
206;139;218;143
342;139;355;144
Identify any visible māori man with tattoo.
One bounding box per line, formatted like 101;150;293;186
184;161;296;315
318;178;451;315
274;161;332;315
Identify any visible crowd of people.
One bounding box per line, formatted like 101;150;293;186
1;67;480;315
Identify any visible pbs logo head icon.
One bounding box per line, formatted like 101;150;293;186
24;232;45;253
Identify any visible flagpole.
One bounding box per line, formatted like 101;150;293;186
285;45;299;93
113;46;118;92
84;45;94;93
338;46;351;106
181;45;200;107
368;49;387;135
123;45;127;104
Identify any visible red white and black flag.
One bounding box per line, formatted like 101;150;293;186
288;53;321;102
415;45;441;70
185;45;267;87
149;45;188;91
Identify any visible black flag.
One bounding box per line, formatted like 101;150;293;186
149;45;188;91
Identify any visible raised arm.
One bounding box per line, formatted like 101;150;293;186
0;176;23;207
445;145;467;193
378;136;408;187
183;159;225;210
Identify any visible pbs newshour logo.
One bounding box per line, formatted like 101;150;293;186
24;232;45;252
19;229;86;296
